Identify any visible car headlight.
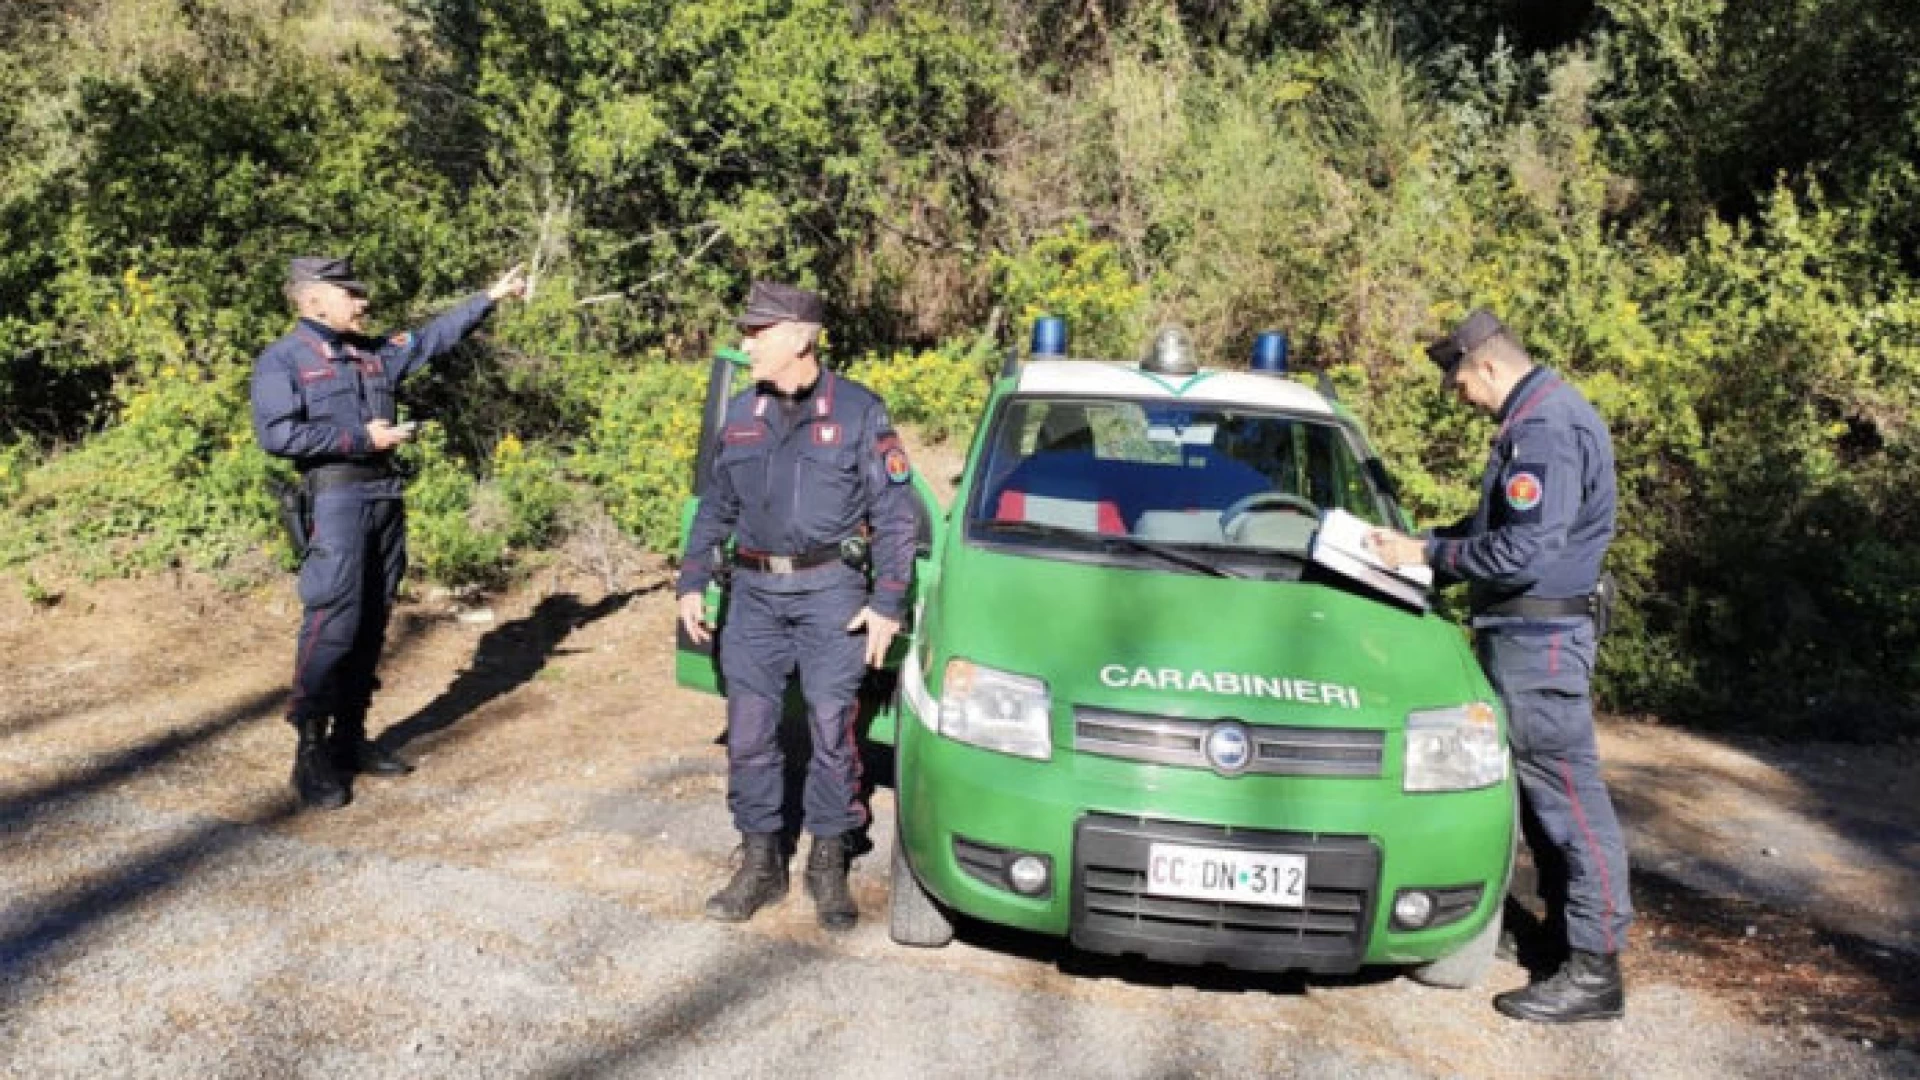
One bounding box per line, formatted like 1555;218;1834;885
938;659;1052;761
1403;701;1506;792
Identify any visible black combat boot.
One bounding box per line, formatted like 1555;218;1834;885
291;715;349;810
803;832;858;932
330;713;413;777
1493;949;1625;1023
705;833;789;922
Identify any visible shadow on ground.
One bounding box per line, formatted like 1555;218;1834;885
1629;863;1919;1050
381;588;645;755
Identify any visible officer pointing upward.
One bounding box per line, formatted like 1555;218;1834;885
1368;310;1633;1023
677;281;918;931
252;256;527;810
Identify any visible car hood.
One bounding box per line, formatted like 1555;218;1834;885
930;547;1487;727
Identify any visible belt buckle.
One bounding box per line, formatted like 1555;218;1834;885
768;555;794;574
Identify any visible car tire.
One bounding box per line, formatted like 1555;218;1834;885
888;829;954;948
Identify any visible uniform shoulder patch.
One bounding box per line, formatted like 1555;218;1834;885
1504;463;1547;521
876;432;911;484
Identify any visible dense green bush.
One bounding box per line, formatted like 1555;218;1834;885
574;358;708;555
2;0;1916;738
0;361;274;579
844;341;995;443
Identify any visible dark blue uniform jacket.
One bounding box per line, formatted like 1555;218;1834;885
249;295;494;496
677;370;918;621
1424;365;1616;612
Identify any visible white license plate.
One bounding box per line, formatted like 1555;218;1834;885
1145;842;1307;908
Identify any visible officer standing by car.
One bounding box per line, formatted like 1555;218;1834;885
252;256;527;810
1367;309;1633;1023
676;281;918;932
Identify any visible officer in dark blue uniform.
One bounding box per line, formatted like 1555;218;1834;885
252;256;527;809
676;281;918;931
1369;310;1632;1023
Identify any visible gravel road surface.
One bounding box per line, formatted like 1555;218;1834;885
1;573;1914;1079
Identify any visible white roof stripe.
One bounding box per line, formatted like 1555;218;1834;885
1014;360;1334;416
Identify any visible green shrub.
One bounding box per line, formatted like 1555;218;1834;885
401;423;507;586
988;223;1147;361
0;363;273;577
0;440;37;509
843;339;993;443
490;432;573;550
575;358;707;554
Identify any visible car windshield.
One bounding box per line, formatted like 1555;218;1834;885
968;396;1390;558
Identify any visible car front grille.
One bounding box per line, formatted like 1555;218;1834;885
1071;814;1379;974
1073;706;1385;778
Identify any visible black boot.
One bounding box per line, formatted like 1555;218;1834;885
291;715;349;810
705;833;788;922
1493;949;1625;1023
330;714;413;777
803;832;858;932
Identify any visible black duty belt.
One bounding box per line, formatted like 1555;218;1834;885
733;542;846;574
302;462;398;493
1477;594;1592;619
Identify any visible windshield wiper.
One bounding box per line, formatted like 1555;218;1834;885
975;520;1245;579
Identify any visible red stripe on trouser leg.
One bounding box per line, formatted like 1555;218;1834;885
1559;760;1618;954
289;609;332;714
843;700;868;828
1549;632;1561;674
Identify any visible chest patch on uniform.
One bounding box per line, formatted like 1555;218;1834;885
877;433;911;484
722;423;766;445
1505;466;1546;515
298;366;335;384
812;423;843;446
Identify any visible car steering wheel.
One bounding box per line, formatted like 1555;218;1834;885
1220;491;1321;540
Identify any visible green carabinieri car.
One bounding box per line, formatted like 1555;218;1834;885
678;324;1514;988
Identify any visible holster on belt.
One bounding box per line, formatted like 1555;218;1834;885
707;544;733;588
1590;572;1617;638
271;479;311;562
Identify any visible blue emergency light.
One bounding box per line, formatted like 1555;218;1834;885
1031;316;1069;358
1251;330;1289;374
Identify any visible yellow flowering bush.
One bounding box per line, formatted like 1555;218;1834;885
490;432;571;549
576;357;707;553
843;341;991;443
989;222;1147;360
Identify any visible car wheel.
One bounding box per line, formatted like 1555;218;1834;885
888;829;954;948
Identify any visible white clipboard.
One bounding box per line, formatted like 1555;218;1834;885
1309;509;1433;610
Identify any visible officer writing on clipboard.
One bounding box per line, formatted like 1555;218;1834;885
1367;310;1632;1024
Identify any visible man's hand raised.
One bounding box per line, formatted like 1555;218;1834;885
488;264;530;303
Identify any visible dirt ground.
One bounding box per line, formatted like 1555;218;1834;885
1;522;1917;1075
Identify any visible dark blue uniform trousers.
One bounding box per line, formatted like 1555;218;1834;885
291;491;406;726
718;569;869;838
1479;621;1634;956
